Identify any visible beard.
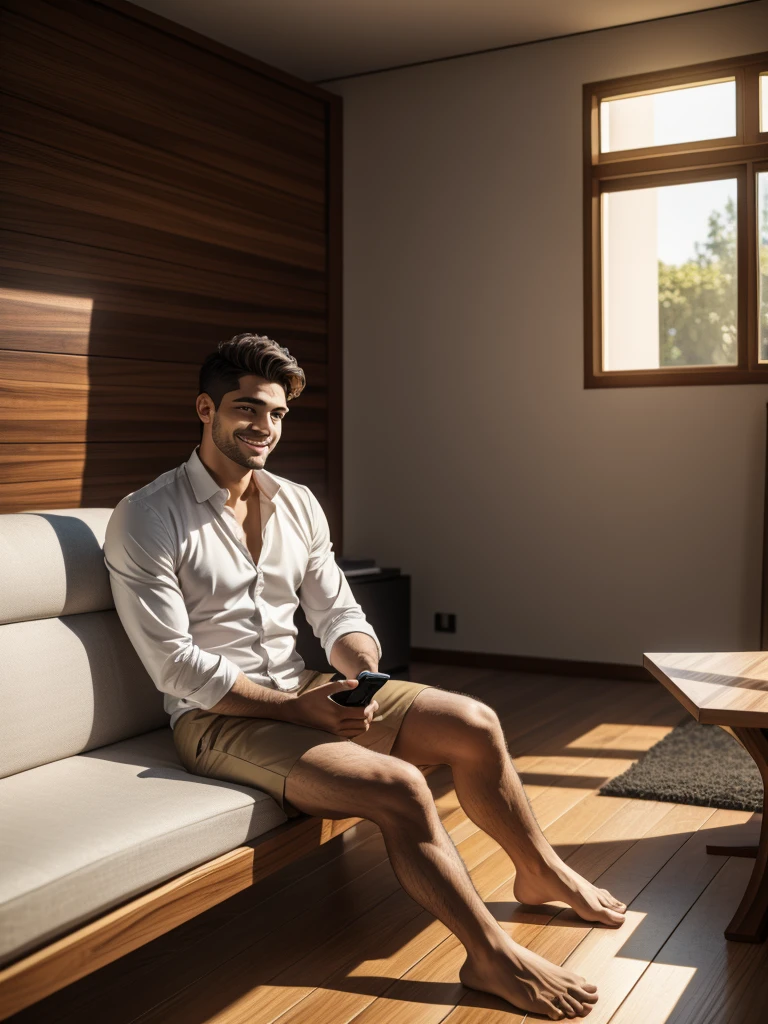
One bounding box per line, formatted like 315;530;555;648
210;413;269;469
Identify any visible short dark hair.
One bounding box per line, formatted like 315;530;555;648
198;332;305;414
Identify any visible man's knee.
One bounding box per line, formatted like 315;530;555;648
286;743;431;823
369;759;432;823
453;698;504;754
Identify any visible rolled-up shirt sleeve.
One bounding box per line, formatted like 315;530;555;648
298;490;382;665
103;499;240;710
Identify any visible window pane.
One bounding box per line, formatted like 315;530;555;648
761;74;768;133
600;80;736;153
602;178;738;371
760;173;768;362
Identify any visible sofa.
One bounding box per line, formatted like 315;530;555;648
0;507;361;1018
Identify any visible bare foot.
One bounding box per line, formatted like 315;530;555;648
513;857;626;926
460;936;598;1020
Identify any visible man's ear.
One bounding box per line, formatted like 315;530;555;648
196;394;214;425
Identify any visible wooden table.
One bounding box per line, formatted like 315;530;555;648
644;652;768;943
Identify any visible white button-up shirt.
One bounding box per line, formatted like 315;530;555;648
103;445;381;729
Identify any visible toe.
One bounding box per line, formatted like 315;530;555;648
599;889;626;910
597;891;623;911
574;985;599;1003
562;993;583;1016
599;904;626;925
579;892;624;926
545;1002;565;1021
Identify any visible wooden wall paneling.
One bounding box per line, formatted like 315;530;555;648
1;138;326;270
2;155;327;251
0;437;329;509
0;348;199;388
326;94;343;547
0;0;342;534
0;3;328;157
0;273;329;349
0;285;330;367
0;377;327;442
0;349;327;393
41;0;331;118
0;229;327;311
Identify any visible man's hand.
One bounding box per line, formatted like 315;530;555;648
286;678;379;737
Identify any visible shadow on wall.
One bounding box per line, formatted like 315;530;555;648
0;284;200;514
0;284;329;516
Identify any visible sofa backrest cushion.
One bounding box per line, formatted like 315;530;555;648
0;612;168;778
0;510;167;777
0;509;115;624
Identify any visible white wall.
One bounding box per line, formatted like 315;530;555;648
329;2;768;665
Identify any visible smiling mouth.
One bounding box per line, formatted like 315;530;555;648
238;435;270;452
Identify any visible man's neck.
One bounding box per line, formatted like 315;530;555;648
197;443;258;506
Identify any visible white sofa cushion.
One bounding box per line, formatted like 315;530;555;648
0;612;167;778
0;510;114;625
0;728;287;968
0;507;171;777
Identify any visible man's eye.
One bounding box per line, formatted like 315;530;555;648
235;406;282;419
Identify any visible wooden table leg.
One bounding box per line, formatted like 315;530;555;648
709;727;768;942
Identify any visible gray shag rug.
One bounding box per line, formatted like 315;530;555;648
598;721;764;812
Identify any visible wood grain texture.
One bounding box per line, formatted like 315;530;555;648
7;665;764;1024
6;665;723;1024
0;282;329;361
0;0;341;536
644;651;768;727
0;814;363;1020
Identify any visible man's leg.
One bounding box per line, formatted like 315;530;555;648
389;687;627;926
285;740;598;1021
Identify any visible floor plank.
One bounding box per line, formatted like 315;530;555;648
608;857;760;1024
338;750;697;1024
128;734;614;1023
19;667;646;1024
7;664;765;1024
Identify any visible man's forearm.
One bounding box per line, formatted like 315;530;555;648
329;632;379;679
204;672;298;720
201;631;378;720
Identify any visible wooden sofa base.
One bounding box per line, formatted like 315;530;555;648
0;812;362;1020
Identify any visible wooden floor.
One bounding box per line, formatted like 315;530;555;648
10;664;768;1024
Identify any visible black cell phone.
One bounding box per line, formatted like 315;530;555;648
329;670;391;707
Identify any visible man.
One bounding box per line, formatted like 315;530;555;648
104;333;625;1021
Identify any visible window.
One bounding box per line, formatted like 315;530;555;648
584;52;768;387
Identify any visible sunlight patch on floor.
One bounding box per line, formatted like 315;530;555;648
609;963;699;1024
564;724;676;754
513;755;597;774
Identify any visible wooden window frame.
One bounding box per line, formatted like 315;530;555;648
584;50;768;388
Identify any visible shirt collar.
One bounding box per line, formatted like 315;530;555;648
185;445;281;505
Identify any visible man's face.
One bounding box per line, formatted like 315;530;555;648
205;375;288;470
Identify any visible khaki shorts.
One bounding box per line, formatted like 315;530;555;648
172;670;431;818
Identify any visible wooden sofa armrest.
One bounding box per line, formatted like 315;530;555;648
0;811;360;1021
0;762;439;1020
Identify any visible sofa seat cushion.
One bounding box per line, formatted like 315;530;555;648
0;728;288;968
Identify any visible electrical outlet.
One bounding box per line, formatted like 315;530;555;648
434;613;456;633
